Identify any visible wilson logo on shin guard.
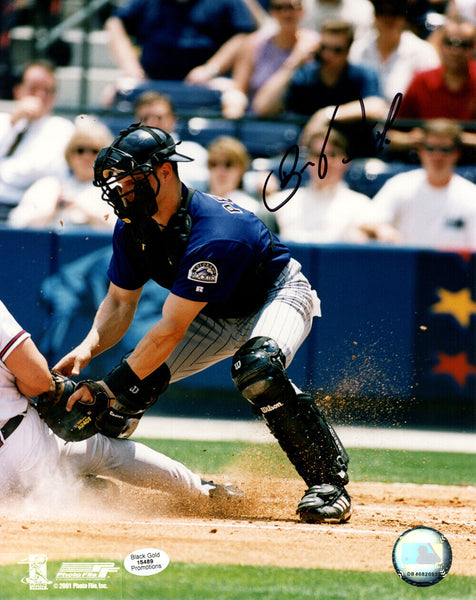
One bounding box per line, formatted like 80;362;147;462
261;402;284;414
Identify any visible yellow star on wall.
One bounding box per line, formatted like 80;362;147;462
431;288;476;328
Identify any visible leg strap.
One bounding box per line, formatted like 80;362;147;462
231;337;349;487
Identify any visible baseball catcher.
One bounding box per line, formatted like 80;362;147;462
54;124;351;523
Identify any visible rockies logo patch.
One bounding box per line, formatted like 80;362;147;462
188;261;218;283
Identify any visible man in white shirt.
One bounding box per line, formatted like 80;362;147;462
267;128;372;243
0;60;75;221
361;119;476;249
349;0;441;102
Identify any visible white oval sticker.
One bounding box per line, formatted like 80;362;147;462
124;548;170;577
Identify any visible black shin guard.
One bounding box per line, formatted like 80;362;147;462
231;337;349;487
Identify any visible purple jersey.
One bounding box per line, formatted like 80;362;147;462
107;186;291;318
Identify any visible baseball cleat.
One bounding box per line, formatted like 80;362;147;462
296;484;351;523
203;481;244;500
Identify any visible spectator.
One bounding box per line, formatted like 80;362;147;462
361;119;476;248
252;19;388;158
205;136;263;214
391;14;476;155
134;91;209;187
219;0;321;119
7;117;115;231
398;15;476;120
349;0;441;103
185;0;276;89
300;0;376;40
104;0;258;85
267;128;372;242
0;60;75;222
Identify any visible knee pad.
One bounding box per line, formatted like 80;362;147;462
231;336;295;409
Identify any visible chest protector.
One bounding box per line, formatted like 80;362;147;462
122;188;194;289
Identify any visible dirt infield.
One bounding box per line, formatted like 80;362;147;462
1;477;475;576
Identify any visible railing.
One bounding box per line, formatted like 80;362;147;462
34;0;112;108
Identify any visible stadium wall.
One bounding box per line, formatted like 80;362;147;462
1;229;474;430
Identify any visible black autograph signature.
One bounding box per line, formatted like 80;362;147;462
262;93;402;212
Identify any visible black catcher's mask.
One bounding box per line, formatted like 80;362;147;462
93;124;193;223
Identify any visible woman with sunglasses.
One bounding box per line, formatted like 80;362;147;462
8;117;116;231
206;136;262;212
220;0;321;119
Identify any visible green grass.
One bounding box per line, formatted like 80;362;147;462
0;562;474;600
1;440;474;599
136;438;476;486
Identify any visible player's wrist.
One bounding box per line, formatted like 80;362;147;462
103;360;142;413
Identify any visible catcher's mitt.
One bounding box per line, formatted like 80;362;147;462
35;371;108;442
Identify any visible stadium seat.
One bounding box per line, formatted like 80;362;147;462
112;80;223;115
102;113;191;141
456;165;476;184
344;160;476;198
344;159;417;197
100;113;134;137
184;117;238;147
239;119;302;158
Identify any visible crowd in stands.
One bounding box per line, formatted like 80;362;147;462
7;115;116;231
0;60;75;222
0;0;475;250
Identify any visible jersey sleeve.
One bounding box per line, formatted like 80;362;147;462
0;300;30;362
170;240;253;303
107;224;149;290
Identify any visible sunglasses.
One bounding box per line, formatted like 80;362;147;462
208;160;236;169
422;144;456;154
443;36;474;49
72;146;101;155
320;43;348;55
270;2;302;10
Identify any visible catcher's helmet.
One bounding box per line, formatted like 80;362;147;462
93;123;193;222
